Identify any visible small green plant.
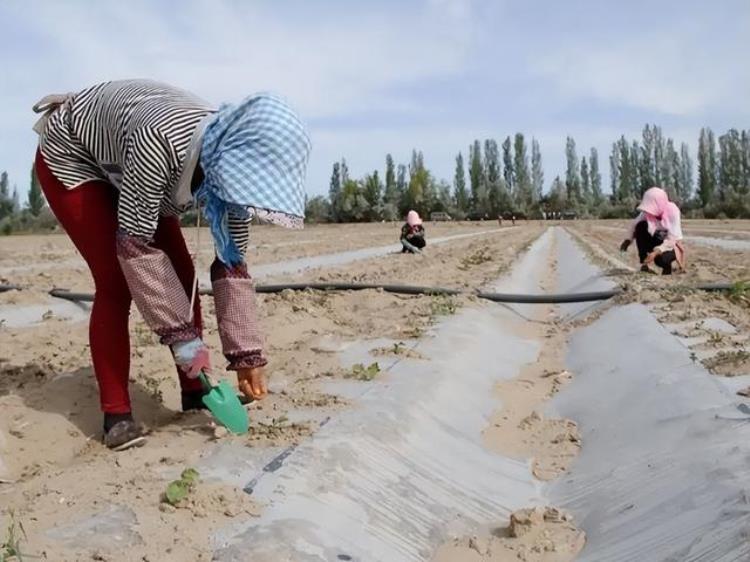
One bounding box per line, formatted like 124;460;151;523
704;350;750;370
729;281;750;306
1;511;27;561
708;332;724;344
690;351;698;363
430;296;458;316
345;362;381;381
458;247;493;270
392;342;405;355
163;468;200;507
249;416;312;441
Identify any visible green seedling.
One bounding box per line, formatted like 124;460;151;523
249;415;310;440
392;342;405;355
1;511;27;562
729;281;750;306
458;247;493;270
704;350;750;370
163;468;200;507
708;332;724;344
345;362;381;381
430;295;458;316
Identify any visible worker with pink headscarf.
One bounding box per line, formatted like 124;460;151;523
620;187;685;274
400;210;426;254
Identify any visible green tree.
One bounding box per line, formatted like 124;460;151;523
590;148;602;204
630;141;641;197
384;154;397;205
580;156;591;208
28;164;45;217
565;137;581;204
363;170;383;221
659;139;677;200
617;136;635;201
433;180;454;213
531;139;544;202
340;179;369;222
640;124;656;192
305;195;331;223
513;133;532;210
547;175;567;213
328;162;342;222
469;140;484;209
0;171;13;220
698;127;718;206
741;130;750;195
340;158;350;185
453;152;470;214
719;129;743;201
502;136;514;196
485;139;502;215
406;164;431;217
396;164;408;216
678;143;693;202
609;143;620;199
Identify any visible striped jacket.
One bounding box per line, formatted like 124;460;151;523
36;80;264;369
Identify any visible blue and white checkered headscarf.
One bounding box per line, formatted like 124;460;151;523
197;93;311;265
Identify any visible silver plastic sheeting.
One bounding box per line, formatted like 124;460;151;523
212;303;544;561
548;303;750;561
555;229;617;321
210;233;553;561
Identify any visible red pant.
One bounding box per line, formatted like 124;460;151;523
35;150;203;414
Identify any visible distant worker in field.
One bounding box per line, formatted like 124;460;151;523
32;80;311;450
400;210;426;253
619;187;685;275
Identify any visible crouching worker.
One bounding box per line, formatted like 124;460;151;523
32;80;311;450
619;187;685;275
401;210;426;253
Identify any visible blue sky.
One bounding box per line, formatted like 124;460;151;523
1;0;748;201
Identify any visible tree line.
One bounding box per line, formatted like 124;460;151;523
2;124;748;235
0;164;53;234
308;125;750;223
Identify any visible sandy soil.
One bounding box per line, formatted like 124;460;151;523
432;231;585;562
0;222;496;294
565;220;750;381
0;222;544;561
433;506;585;562
3;219;747;561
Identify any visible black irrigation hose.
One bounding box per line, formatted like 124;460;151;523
0;284;22;293
45;282;738;305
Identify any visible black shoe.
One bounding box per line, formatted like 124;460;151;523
640;264;657;274
103;414;146;451
181;390;209;412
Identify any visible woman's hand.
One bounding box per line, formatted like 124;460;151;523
644;250;661;264
237;367;268;400
171;338;211;379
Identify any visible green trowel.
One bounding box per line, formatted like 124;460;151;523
198;372;249;434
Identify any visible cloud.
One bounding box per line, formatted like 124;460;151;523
3;0;476;117
0;0;746;203
531;22;750;117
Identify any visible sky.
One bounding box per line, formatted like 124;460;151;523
1;0;748;202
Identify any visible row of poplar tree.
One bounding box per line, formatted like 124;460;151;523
0;166;50;234
312;124;750;222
